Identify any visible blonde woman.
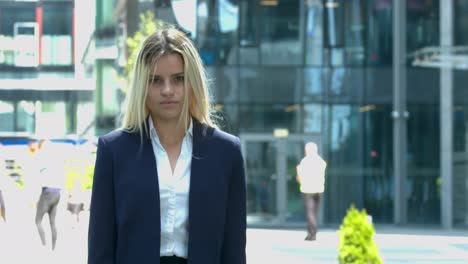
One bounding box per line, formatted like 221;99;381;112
88;26;246;264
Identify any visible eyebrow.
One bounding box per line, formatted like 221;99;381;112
149;73;184;79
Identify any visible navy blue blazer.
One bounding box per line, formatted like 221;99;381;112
88;120;246;264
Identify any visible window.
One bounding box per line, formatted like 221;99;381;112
0;7;36;66
259;0;301;65
41;5;73;65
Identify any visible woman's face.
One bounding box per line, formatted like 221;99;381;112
146;53;191;123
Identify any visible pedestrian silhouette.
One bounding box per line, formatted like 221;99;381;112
296;142;327;241
33;139;65;250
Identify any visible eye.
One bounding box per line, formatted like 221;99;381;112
174;75;184;82
150;77;162;85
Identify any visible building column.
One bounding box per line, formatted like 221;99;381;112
440;2;454;229
393;0;407;225
95;0;119;136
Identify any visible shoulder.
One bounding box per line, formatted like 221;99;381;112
212;128;240;146
99;129;137;144
197;123;242;160
97;129;141;152
203;126;241;151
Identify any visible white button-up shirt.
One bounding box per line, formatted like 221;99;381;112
149;118;192;258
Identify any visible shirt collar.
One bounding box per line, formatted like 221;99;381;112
148;116;193;140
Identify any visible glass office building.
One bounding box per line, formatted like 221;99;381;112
0;0;93;137
150;0;468;228
3;0;467;229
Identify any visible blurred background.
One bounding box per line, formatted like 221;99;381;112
1;0;468;263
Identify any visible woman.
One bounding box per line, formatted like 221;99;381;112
88;26;246;264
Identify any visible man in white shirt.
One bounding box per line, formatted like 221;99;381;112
296;142;327;241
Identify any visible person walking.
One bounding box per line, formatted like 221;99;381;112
296;142;327;241
34;139;65;251
88;25;247;264
0;188;5;222
0;143;6;223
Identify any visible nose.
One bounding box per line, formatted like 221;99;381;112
161;80;174;96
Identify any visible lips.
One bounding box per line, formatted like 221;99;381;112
160;101;178;105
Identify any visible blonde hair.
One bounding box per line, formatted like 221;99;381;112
121;25;217;139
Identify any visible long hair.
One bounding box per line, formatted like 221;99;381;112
121;25;217;140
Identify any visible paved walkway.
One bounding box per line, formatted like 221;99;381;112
1;208;468;263
248;226;468;264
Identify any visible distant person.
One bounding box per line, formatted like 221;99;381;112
0;143;5;222
67;179;85;224
0;188;5;222
34;139;65;251
88;25;246;264
296;142;327;241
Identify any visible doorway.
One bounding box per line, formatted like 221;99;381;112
240;133;322;227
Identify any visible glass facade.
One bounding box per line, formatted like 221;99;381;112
454;0;468;229
164;0;468;228
0;0;93;136
0;2;74;67
2;0;466;229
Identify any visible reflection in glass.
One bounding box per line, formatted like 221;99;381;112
329;68;345;96
367;0;392;65
14;22;39;67
330;105;352;151
197;0;238;65
239;67;301;103
304;104;322;133
453;104;468;227
344;0;365;65
327;68;365;102
406;0;439;56
239;104;301;133
455;0;468;45
324;104;365;223
324;0;343;47
362;104;393;223
16;100;35;133
0;7;35;66
218;0;238;33
0;101;14;131
206;66;238;103
305;0;324;65
303;68;324;101
239;0;259;64
259;0;301;65
286;141;307;222
324;0;344;66
452;18;468;227
245;141;277;223
42;6;73;65
407;104;440;224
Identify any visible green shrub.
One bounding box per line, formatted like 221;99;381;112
338;204;382;264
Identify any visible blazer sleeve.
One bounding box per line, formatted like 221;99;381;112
221;137;247;264
88;137;116;264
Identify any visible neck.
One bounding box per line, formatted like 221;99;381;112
151;116;189;146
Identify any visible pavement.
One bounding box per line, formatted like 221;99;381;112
248;227;468;264
1;207;468;264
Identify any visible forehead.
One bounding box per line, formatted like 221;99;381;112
150;53;184;75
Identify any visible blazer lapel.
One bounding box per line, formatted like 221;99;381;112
136;126;161;255
187;120;210;260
